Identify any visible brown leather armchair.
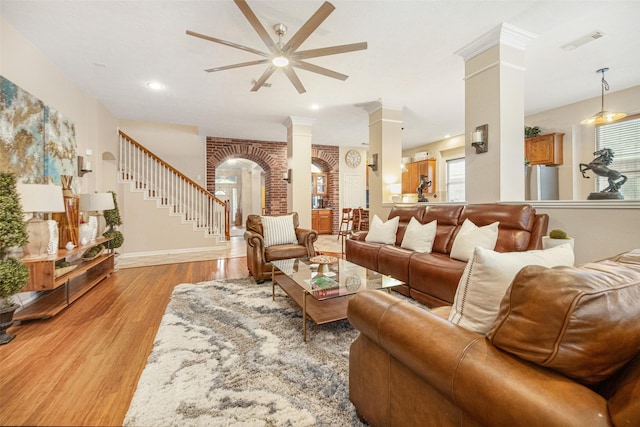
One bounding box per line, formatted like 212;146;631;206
244;213;318;283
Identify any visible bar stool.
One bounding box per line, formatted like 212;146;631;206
337;208;352;240
352;208;363;233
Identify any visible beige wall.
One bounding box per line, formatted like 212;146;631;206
1;18;119;195
525;85;640;200
118;120;206;185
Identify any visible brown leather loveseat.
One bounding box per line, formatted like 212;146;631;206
345;203;548;307
347;251;640;426
244;212;317;283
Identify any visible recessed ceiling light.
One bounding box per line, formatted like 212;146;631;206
146;81;164;90
310;104;320;110
444;134;451;138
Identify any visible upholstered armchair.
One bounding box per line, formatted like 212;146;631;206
244;212;318;283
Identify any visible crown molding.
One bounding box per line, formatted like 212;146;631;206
455;22;537;62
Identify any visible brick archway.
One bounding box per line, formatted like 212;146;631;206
206;137;339;230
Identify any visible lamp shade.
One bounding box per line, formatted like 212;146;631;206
79;192;115;212
17;184;65;213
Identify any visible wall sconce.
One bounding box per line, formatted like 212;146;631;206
471;124;488;154
283;169;292;184
367;153;378;171
78;155;93;176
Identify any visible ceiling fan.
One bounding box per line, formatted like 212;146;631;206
186;0;367;94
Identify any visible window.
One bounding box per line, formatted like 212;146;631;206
446;157;465;202
595;115;640;199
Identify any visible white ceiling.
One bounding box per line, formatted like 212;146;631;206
2;1;639;150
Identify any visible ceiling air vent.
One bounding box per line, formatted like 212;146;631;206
562;31;605;51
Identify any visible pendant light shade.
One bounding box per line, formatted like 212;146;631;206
581;68;627;125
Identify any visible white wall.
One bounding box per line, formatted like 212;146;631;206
118;120;205;185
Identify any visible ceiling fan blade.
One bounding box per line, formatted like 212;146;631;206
234;0;279;54
282;1;335;55
292;61;348;81
251;65;277;91
186;30;269;57
282;67;307;94
293;42;368;60
205;59;270;73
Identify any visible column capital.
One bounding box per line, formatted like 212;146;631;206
455;22;537;62
356;99;403;115
283;116;315;128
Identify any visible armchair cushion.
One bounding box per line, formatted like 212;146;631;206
488;257;640;385
262;214;298;247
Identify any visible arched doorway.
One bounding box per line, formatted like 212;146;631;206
215;159;265;236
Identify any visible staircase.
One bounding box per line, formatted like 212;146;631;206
118;130;230;242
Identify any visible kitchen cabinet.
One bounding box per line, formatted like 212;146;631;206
312;209;332;234
312;173;328;196
402;159;436;195
525;132;564;166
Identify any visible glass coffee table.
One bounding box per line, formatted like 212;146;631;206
271;256;403;341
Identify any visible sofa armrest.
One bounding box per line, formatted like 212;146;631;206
295;228;318;256
348;291;611;427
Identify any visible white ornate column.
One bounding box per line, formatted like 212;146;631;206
363;100;403;220
284;116;314;228
456;23;536;203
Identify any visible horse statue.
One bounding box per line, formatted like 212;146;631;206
579;148;627;195
417;174;432;202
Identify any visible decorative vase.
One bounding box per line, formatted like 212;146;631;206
79;223;94;245
53;175;79;249
0;303;19;345
542;236;574;250
46;220;59;255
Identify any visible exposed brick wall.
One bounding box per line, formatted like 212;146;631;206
206;138;339;232
312;144;339;232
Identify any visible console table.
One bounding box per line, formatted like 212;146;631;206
14;237;114;321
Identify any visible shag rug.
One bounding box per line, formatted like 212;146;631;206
124;278;365;426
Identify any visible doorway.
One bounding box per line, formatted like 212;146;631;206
215;159;265;237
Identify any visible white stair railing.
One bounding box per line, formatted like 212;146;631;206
118;130;230;240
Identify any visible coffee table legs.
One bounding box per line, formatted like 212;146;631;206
302;291;308;342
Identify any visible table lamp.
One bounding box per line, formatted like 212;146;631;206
79;192;115;240
17;184;65;258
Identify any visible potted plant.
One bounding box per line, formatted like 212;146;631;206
525;126;542;138
0;173;30;344
542;228;574;250
103;191;124;255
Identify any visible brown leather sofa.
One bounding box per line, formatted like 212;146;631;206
244;213;318;283
347;252;640;426
345;203;548;307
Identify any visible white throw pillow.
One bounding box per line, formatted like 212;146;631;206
450;219;499;261
365;215;399;244
448;244;575;334
400;218;437;253
261;214;298;247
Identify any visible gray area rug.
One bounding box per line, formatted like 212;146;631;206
124;278;365;426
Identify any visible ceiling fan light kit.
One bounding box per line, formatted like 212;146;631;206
581;67;627;125
186;0;367;93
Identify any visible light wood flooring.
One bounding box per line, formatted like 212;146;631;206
0;234;344;426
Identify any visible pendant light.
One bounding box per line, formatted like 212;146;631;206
581;67;627;125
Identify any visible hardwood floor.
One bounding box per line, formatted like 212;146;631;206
0;257;251;426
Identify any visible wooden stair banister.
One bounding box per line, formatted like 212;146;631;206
118;130;230;240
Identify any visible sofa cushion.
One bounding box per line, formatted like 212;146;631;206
388;205;426;246
401;218;437;253
448;245;575;334
365;215;399;244
487;257;640;385
450;219;499;261
261;214;298;247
